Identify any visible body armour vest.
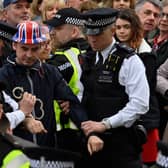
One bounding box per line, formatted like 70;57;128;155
81;43;135;121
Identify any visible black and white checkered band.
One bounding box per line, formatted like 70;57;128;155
65;17;84;26
0;29;12;40
85;17;116;27
156;151;168;168
30;158;74;168
55;14;84;26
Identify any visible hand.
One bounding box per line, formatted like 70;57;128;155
23;117;47;134
19;92;36;117
87;135;104;155
58;100;70;115
81;120;106;136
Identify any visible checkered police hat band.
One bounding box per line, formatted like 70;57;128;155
65;17;84;26
0;29;12;40
156;151;168;167
86;17;116;27
30;159;74;168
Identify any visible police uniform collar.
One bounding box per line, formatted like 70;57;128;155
44;7;85;27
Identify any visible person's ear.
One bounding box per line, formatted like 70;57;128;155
12;42;17;50
6;127;13;135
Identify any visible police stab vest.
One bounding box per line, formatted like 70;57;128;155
54;47;84;130
81;43;134;121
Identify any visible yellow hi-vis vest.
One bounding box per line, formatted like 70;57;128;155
54;47;84;131
2;149;30;168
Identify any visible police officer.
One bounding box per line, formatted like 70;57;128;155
44;7;90;152
80;8;150;168
0;112;34;168
0;21;17;67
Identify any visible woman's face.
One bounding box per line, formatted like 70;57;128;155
45;2;64;20
158;5;168;33
113;0;131;10
39;27;51;61
115;18;132;43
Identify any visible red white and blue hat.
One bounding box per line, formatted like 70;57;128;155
12;21;46;44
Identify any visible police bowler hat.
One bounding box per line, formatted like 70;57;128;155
44;7;84;28
3;0;33;8
0;21;17;41
82;7;119;35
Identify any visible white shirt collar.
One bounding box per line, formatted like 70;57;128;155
96;37;116;63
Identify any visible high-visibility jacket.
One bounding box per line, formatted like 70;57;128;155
54;47;84;130
2;149;30;168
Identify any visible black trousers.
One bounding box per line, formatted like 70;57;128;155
79;127;143;168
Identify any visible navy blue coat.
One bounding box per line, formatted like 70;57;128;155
0;55;88;147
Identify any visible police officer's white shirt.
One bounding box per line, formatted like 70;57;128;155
3;91;25;129
99;38;150;128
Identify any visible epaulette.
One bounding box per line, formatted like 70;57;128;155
115;43;135;55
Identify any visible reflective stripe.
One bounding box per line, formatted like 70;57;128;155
2;150;30;168
54;47;84;130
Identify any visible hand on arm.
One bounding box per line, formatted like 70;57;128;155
81;120;107;136
58;100;70;115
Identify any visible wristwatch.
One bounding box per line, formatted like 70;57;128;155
101;118;111;130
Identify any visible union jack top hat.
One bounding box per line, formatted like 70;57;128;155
12;21;46;44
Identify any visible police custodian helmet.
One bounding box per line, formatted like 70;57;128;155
82;7;119;35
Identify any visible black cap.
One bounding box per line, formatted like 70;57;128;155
44;7;84;27
82;7;119;35
0;21;17;41
3;0;33;8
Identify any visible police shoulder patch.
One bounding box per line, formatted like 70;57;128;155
116;43;135;54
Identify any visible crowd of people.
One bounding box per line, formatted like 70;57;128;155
0;0;168;168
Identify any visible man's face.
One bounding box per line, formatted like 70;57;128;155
50;24;74;51
136;2;161;33
4;0;31;26
12;42;41;66
87;27;114;51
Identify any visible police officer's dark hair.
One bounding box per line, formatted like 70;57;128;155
135;0;162;12
0;113;10;133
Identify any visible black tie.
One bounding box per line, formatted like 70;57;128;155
96;52;103;67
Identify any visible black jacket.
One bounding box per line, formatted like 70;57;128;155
0;55;88;147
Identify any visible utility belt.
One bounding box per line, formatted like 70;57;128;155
98;122;147;147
